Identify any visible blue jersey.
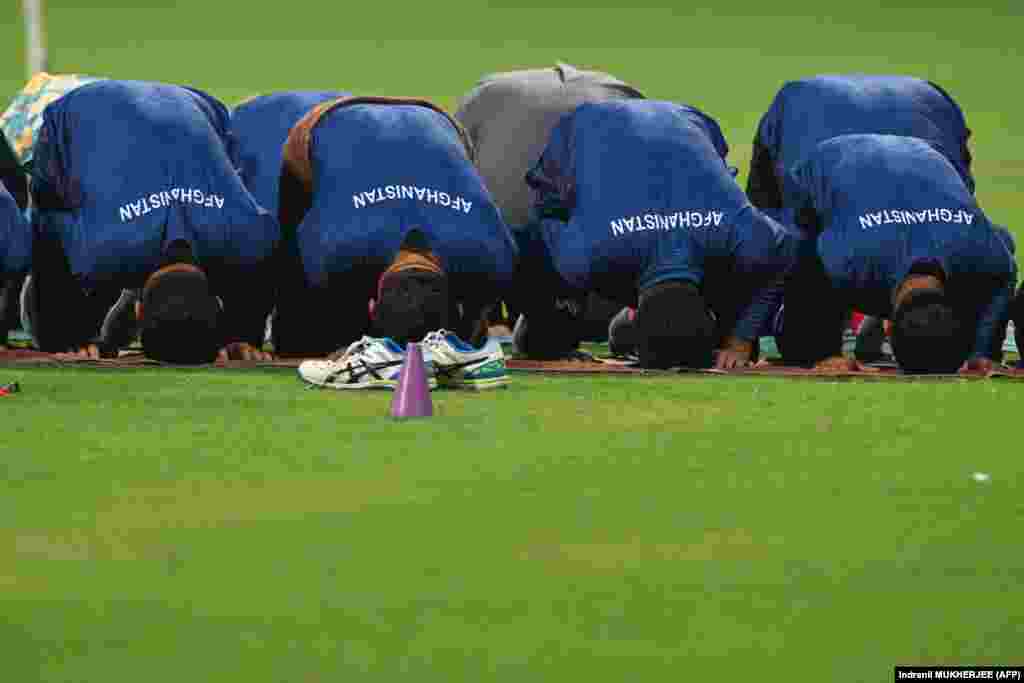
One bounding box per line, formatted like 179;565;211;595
231;91;348;216
788;134;1014;358
526;100;798;340
750;74;973;210
31;80;278;289
294;99;516;293
0;179;30;275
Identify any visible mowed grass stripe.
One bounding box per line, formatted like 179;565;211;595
1;369;1022;679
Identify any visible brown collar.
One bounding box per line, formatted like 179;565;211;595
142;262;204;297
893;273;944;310
384;249;443;277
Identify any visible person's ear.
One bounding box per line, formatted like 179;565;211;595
135;300;143;321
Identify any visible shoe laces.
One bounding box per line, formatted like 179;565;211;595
421;330;451;347
326;336;376;362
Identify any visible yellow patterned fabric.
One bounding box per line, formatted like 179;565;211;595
0;72;104;168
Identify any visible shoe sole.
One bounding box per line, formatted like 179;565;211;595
441;374;509;390
433;355;509;390
301;376;439;391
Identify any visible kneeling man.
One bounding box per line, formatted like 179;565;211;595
275;96;517;388
778;134;1015;374
747;74;975;212
515;99;798;369
25;80;279;362
455;64;644;335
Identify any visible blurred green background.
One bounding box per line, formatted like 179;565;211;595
3;0;1021;235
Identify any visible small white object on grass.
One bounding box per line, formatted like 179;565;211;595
971;472;991;483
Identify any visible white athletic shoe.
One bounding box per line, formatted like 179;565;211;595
421;330;509;390
298;336;437;390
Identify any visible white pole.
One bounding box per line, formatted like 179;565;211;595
22;0;49;79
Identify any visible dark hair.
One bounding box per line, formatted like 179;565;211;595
162;240;196;268
890;289;965;373
140;268;221;364
637;280;714;369
373;269;450;344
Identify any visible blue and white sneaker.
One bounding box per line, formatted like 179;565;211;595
421;330;509;390
298;336;437;390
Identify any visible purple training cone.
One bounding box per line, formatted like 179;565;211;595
390;343;433;419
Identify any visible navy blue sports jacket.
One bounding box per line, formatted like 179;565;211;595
231;91;348;216
748;74;973;212
525;100;799;341
280;97;516;299
29;80;279;347
786;134;1014;359
0;180;30;275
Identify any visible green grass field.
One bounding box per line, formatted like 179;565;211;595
2;1;1023;680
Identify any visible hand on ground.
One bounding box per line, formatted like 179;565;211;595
218;342;274;362
715;348;752;370
55;344;100;361
715;337;753;370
